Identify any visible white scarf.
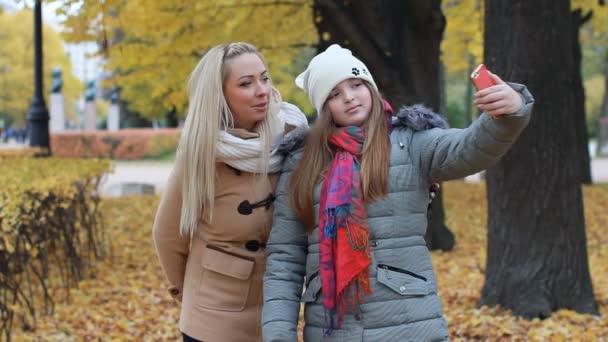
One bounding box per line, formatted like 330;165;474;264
216;101;308;173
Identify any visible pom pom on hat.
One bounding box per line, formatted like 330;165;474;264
295;44;377;115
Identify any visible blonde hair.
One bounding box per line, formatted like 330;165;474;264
177;42;279;236
289;82;390;231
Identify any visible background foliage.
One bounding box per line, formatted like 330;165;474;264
48;0;318;120
0;8;82;127
50;128;180;160
0;156;110;339
45;1;606;136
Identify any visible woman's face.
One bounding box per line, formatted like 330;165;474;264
326;78;372;127
223;53;271;131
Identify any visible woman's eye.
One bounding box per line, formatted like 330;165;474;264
240;82;251;87
262;76;270;83
352;82;362;88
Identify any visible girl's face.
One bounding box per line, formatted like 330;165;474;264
326;78;372;127
223;53;271;131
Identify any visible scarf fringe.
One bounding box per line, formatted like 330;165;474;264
323;309;337;336
326;270;372;334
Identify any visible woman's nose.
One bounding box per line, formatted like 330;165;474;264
255;81;270;97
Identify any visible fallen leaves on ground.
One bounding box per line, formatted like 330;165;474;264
12;195;180;341
11;182;608;341
436;182;608;342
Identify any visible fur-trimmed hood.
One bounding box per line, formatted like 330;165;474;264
274;104;449;155
395;104;449;131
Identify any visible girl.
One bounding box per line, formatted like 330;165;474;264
262;44;533;341
152;42;307;342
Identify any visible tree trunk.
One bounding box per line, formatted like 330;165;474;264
481;0;598;318
313;0;454;251
166;106;179;128
571;9;593;184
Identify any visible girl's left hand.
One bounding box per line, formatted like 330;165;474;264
474;73;523;118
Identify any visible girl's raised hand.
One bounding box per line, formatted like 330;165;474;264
473;73;523;118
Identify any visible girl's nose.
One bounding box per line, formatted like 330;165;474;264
344;91;354;102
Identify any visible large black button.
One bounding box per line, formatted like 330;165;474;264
245;240;262;251
238;200;253;215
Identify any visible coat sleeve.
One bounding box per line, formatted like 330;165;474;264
262;153;309;342
411;82;534;182
152;162;191;302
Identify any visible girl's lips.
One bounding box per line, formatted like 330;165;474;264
346;105;361;114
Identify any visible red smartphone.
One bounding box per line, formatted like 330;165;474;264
470;64;495;91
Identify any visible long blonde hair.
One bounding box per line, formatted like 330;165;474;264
289;82;390;231
177;42;278;236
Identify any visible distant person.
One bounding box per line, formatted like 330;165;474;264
3;127;13;143
262;44;534;341
152;42;308;342
18;127;26;144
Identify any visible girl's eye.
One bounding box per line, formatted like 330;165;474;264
262;76;270;83
352;82;362;88
240;82;251;87
329;92;339;99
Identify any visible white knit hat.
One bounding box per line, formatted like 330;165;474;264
295;44;377;114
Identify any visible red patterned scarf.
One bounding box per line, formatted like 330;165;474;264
318;125;372;335
318;100;393;335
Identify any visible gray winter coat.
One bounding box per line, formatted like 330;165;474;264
262;83;534;342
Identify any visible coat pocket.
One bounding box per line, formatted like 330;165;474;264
376;264;429;296
197;245;255;312
301;271;321;303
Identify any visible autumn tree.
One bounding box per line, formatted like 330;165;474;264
569;0;608;183
49;0;317;121
0;9;81;126
575;0;608;156
481;0;598;318
442;0;484;126
601;48;608;155
443;0;599;182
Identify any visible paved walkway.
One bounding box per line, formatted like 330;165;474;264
102;158;608;196
102;160;174;196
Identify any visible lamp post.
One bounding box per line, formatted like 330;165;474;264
26;0;50;151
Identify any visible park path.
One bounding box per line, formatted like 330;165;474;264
102;158;608;196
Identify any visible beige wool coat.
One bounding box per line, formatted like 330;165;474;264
153;160;278;341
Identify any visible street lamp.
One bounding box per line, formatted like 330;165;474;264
26;0;50;152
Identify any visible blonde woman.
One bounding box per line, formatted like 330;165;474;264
152;42;308;342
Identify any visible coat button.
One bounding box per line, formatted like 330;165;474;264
370;240;378;247
354;313;361;321
245;240;261;251
399;286;406;293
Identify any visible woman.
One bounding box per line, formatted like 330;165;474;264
262;44;534;341
153;42;307;342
